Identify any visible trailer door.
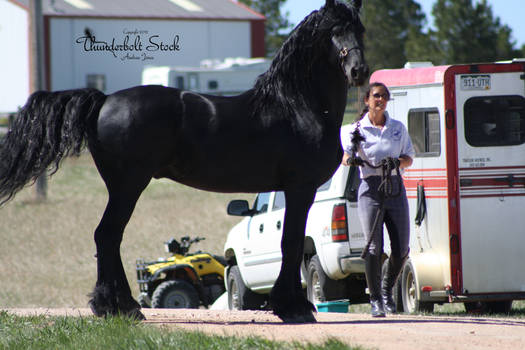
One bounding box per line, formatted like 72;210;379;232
455;71;525;294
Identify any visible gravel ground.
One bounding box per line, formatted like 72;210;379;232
4;308;525;349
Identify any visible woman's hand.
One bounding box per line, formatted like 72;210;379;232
342;152;351;166
398;155;413;169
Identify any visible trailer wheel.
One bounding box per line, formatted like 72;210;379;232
401;260;434;313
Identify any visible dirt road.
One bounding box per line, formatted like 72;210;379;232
5;308;525;349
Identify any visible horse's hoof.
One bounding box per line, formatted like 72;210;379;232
274;311;317;324
88;299;106;318
125;308;146;321
302;310;317;323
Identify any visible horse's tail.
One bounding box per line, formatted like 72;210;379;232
0;88;107;204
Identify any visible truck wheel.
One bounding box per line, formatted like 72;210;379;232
306;254;348;305
227;265;265;310
306;255;327;305
401;260;434;313
151;280;199;309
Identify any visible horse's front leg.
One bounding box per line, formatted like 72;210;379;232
270;187;317;323
88;179;149;319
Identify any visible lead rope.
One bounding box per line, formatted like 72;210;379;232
347;121;402;259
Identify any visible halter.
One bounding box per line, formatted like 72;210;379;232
339;46;362;79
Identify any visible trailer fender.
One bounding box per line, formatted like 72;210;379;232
405;253;448;302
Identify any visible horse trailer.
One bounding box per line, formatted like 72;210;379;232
370;60;525;313
141;57;270;96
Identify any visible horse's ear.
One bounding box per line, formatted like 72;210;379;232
352;0;362;10
325;0;335;8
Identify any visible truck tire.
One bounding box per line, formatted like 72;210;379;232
151;280;199;309
401;260;434;313
227;265;265;310
307;255;327;305
306;255;346;305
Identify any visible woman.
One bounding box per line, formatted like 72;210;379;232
342;82;415;317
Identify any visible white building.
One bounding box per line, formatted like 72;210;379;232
0;0;265;113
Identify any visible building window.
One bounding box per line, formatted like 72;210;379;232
208;80;218;90
408;108;441;157
464;95;525;147
86;74;106;92
188;73;199;91
174;76;184;89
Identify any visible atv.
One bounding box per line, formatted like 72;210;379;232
136;236;226;309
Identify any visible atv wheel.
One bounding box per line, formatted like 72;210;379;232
138;293;151;308
151;280;199;309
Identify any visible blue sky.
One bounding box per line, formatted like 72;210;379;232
281;0;525;49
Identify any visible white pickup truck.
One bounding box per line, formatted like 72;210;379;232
223;146;370;310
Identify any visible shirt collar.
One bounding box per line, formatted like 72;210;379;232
361;111;391;129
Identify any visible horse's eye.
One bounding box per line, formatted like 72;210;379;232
332;26;343;35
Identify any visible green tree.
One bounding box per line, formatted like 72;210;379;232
357;0;430;72
238;0;293;56
431;0;520;64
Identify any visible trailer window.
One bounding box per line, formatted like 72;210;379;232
464;95;525;147
408;108;441;157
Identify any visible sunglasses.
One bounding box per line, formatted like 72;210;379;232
372;93;389;100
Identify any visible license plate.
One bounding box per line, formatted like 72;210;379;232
460;75;491;90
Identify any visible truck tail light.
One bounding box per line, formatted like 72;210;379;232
331;203;348;242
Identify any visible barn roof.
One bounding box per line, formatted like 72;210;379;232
12;0;265;20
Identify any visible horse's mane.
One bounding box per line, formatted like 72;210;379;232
251;2;361;123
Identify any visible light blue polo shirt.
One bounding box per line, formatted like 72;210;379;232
341;112;415;178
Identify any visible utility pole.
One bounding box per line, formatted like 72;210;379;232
29;0;48;201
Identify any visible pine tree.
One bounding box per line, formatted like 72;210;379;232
357;0;429;72
431;0;520;64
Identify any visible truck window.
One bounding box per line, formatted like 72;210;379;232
344;165;360;202
317;179;331;192
273;191;286;210
253;192;271;215
464;95;525;147
408;108;441;157
271;181;328;212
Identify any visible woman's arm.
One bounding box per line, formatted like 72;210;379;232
342;152;351;166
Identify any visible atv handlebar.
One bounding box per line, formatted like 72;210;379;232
165;236;206;255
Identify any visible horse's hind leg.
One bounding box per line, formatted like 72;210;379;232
88;170;151;319
270;187;317;323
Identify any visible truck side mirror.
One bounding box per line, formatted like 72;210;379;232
227;200;252;216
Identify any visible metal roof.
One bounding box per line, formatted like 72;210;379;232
12;0;265;20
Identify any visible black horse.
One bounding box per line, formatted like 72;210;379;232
0;0;367;323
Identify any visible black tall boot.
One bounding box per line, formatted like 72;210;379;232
381;255;408;314
364;254;385;317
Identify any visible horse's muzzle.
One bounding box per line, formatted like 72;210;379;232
350;63;369;86
340;47;369;86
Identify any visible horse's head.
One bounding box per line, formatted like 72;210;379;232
323;0;368;86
